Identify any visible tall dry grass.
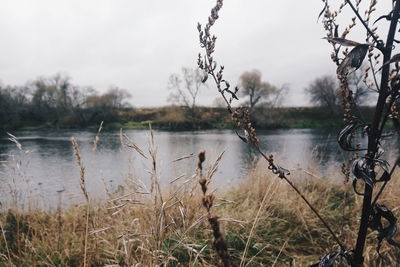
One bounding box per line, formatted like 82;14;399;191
1;130;400;266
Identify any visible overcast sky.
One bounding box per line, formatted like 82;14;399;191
0;0;375;107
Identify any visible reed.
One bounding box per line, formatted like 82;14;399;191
92;121;104;153
71;137;89;267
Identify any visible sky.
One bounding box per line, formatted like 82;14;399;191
0;0;387;107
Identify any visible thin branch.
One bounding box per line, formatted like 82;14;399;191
378;97;396;138
345;0;381;46
368;57;381;92
254;146;347;252
372;157;400;206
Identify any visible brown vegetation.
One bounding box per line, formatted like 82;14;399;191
2;149;400;266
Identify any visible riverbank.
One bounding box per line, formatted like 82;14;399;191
2;106;375;133
1;158;398;266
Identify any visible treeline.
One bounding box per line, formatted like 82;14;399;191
0;74;131;131
0;71;376;132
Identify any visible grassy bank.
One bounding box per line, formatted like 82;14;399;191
1;155;399;266
6;106;376;133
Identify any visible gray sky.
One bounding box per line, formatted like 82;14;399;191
0;0;356;107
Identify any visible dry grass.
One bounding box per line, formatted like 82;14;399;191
1;146;400;266
71;137;90;267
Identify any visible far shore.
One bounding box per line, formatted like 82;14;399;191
1;105;376;134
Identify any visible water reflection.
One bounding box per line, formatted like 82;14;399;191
0;128;398;209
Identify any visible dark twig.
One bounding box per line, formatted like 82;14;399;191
368;57;381;92
372;158;400;207
345;0;381;47
284;177;347;251
254;146;347;252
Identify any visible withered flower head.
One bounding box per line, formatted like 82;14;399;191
198;151;206;164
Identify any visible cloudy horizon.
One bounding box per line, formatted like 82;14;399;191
1;0;379;108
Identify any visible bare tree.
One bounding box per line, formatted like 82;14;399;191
270;83;289;108
167;67;205;110
104;86;132;109
70;86;95;109
54;73;71;110
238;70;280;108
306;75;340;113
86;87;131;109
31;73;72;111
306;70;371;113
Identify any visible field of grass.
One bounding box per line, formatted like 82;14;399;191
1;133;400;266
105;106;376;131
5;105;377;133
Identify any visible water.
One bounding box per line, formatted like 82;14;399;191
0;129;397;209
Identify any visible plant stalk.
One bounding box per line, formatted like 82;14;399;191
352;1;400;265
255;146;347;251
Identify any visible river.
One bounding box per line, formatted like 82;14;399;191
0;128;397;209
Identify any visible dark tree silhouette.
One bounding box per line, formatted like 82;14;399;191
306;75;340;113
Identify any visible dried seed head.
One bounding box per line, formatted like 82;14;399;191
202;194;215;211
199;178;207;194
199;151;206;164
341;163;351;183
208;216;232;267
389;101;399;119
